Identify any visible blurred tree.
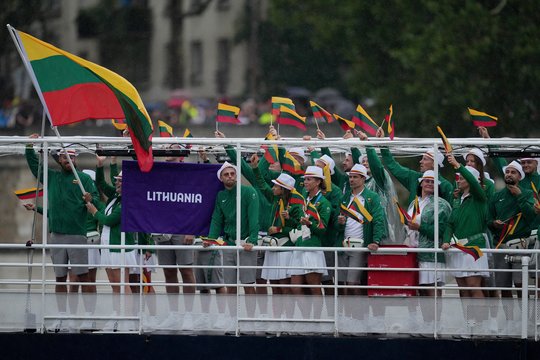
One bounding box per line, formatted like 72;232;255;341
262;0;540;137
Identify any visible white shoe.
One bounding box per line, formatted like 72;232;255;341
143;315;159;331
213;314;230;330
181;313;194;331
48;313;69;333
193;314;210;330
368;316;386;333
158;312;181;330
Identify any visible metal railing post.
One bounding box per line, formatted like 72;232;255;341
521;255;530;339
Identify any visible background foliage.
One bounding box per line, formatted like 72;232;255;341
259;0;540;137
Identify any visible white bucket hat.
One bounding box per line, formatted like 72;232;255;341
316;154;335;175
457;166;480;183
288;147;307;162
347;164;368;178
82;169;96;181
418;170;441;184
271;173;296;190
503;160;525;180
217;161;237;181
463;148;486;166
303;165;325;179
424;149;444;168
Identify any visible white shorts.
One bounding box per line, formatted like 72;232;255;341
446;251;490;278
287;250;328;276
418;261;445;285
262;251;292;280
88;249;100;270
100;249;138;270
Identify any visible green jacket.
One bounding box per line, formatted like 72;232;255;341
253;167;303;245
208;185;260;245
93;166;134;252
488;187;536;246
225;146;273;231
415;196;452;263
381;148;454;204
25;146;99;236
444;165;488;244
337;187;387;246
298;190;331;247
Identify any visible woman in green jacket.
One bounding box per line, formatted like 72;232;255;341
86;168;137;296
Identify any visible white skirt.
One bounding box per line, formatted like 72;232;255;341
418;261;445;285
88;249;100;270
100;249;138;270
262;251;292;280
446;251;490;278
287;250;328;276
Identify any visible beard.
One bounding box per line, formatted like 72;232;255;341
504;177;516;185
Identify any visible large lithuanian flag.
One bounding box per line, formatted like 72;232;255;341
9;26;154;172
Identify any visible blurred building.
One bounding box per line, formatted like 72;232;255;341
5;0;266;104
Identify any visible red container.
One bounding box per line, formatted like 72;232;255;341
367;245;418;297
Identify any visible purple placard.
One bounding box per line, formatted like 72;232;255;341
121;160;224;235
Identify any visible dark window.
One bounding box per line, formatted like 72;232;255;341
190;41;203;86
215;39;230;94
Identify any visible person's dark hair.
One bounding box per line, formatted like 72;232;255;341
282;188;292;202
470;154;486;186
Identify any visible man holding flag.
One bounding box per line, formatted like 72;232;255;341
337;163;387;330
487;161;536;310
25;134;99;332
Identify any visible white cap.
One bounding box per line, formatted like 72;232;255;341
503;160;525;180
303;165;325;179
271;173;296;190
347;164;368;178
458;166;480;183
114;171;123;180
217;161;237;181
519;157;538;162
288;147;307;162
463;148;486;166
418;170;440;184
424;149;444;168
56;148;78;157
316;154;335;175
82;169;96;181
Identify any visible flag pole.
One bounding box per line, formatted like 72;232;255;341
7;25;54;127
314;116;320;131
8;25;87;195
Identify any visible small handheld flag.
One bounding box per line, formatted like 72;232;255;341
468;108;498;127
349;197;373;222
394;198;411;225
495;213;522;249
158;120;174;137
306;202;325;229
352;105;378;136
333;114;356;132
14;187;43;200
385;105;394;140
340;203;363;224
277;106;306;131
436;126;453;154
200;237;226;246
310;101;334;124
216;103;241;124
272;97;295;115
451;243;483;260
531;182;540;204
